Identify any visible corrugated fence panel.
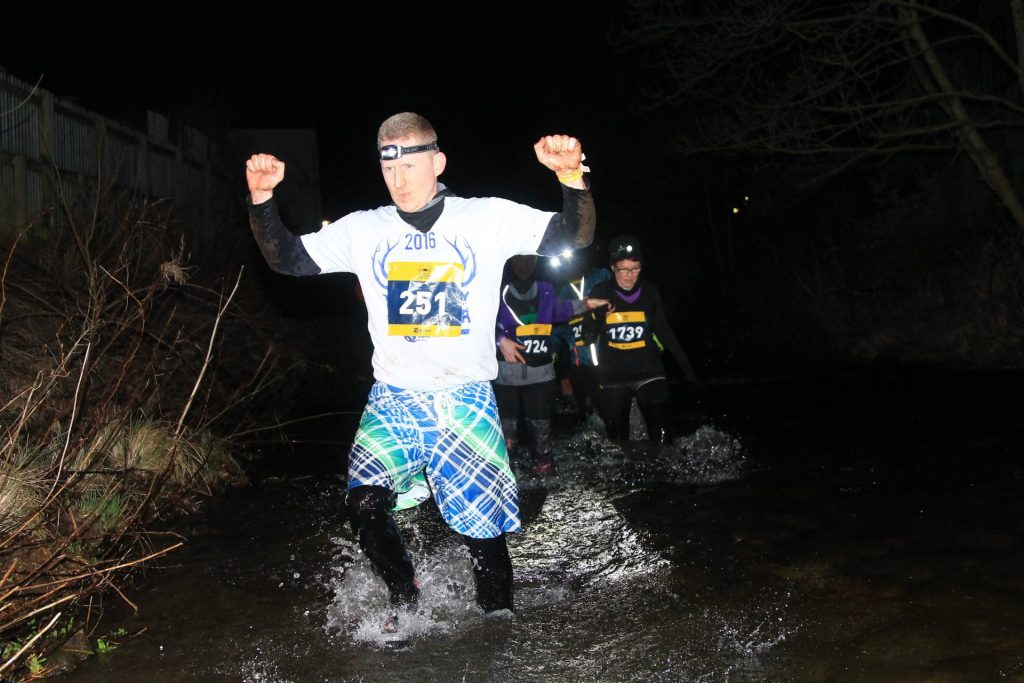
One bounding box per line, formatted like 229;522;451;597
147;146;176;198
53;108;96;177
26;167;46;215
181;159;204;202
52;175;81;233
104;127;138;188
1;69;228;241
0;161;13;227
26;167;51;238
0;90;42;158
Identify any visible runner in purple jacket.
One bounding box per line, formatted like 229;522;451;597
495;255;606;474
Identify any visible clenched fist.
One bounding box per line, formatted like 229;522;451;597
246;154;285;204
533;135;583;177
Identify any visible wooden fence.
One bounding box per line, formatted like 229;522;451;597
0;67;228;250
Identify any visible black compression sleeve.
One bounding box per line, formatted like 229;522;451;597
247;196;321;276
536;176;596;256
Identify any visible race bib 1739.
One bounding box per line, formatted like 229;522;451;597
606;311;648;350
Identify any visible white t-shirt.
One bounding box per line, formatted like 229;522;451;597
301;196;553;391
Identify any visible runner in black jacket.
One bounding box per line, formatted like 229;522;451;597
586;235;696;442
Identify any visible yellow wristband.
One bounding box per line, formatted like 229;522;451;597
557;168;584;184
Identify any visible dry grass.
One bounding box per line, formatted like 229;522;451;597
0;182;287;680
0;449;46;537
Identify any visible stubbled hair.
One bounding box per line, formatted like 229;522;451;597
377;112;437;147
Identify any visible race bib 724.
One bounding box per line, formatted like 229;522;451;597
516;323;553;359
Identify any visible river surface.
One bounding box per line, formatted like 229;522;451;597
55;371;1024;682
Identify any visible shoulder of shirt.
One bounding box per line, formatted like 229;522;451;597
319;205;397;228
447;195;545;208
367;205;399;218
442;196;503;208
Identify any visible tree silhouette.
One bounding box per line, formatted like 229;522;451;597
614;0;1024;229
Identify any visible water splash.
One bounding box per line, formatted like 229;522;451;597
514;486;669;587
314;413;755;675
322;478;672;649
324;535;481;645
520;422;745;488
231;658;296;683
717;607;793;658
671;424;747;484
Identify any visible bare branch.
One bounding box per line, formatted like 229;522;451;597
175;267;244;436
615;0;1024;228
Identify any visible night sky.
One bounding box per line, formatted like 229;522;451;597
0;6;825;371
10;5;1010;372
2;5;647;220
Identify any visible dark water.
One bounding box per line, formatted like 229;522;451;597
55;372;1024;682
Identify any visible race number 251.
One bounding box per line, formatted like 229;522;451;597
387;262;465;337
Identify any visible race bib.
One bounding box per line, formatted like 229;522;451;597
516;323;553;364
568;314;585;347
387;261;465;337
606;311;647;350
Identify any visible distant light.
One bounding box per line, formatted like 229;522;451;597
551;256;562;267
732;207;740;214
743;196;750;202
560;249;573;260
322;220;330;227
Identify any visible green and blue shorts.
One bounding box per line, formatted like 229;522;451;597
347;381;520;538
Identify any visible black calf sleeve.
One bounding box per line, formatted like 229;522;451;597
597;385;632;440
463;534;514;613
636;379;670;443
501;417;519;457
526;418;552;460
347;485;418;607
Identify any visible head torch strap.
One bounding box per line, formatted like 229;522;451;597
378;141;439;160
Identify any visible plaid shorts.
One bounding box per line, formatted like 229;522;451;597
347;381;521;538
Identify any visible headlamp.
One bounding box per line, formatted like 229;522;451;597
378;141;439;160
549;249;573;268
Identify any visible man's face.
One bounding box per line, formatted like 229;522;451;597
612;258;642;290
379;135;447;212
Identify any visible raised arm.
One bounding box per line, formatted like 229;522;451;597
244;154;321;277
533;135;596;256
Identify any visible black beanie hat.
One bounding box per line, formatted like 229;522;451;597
609;234;643;265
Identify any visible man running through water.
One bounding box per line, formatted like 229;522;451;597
245;113;595;626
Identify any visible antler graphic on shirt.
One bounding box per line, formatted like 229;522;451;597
444;235;477;286
372;238;400;290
